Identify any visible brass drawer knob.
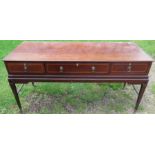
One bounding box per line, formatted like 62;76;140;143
59;66;64;72
24;63;28;72
128;63;132;72
92;66;96;72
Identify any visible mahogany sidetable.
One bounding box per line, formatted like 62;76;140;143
3;42;153;113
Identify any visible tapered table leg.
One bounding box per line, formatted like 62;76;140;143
134;82;148;113
9;81;23;113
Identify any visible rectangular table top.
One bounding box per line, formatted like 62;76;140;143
4;42;153;62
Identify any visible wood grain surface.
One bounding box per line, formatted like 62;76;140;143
4;42;153;62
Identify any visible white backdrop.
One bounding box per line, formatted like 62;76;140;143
0;0;155;155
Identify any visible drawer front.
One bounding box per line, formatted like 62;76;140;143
6;62;45;74
111;62;149;75
78;63;109;74
46;63;109;74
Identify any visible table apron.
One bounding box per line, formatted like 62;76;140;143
8;77;148;84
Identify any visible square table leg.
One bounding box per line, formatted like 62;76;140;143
134;82;148;113
9;81;23;113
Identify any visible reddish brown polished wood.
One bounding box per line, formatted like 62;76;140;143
3;42;154;113
6;62;45;74
4;42;153;62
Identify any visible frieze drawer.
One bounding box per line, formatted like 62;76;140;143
6;62;45;74
111;62;150;75
46;63;110;74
